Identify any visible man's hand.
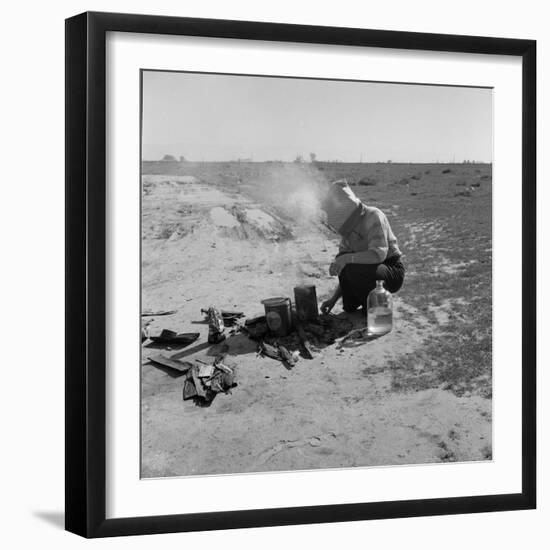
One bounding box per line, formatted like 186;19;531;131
329;254;349;276
321;297;336;315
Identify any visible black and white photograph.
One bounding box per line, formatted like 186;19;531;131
1;0;543;545
140;70;493;478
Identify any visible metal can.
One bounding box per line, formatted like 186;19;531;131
261;297;292;336
294;285;319;322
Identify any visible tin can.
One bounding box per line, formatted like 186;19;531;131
294;285;319;322
261;297;292;336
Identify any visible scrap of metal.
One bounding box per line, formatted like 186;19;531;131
183;361;237;404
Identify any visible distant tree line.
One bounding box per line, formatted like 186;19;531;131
161;154;186;162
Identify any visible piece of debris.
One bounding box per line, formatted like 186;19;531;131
141;319;153;342
183;378;198;399
337;326;369;346
214;362;233;374
191;366;207;398
141;309;176;317
198;364;215;378
201;308;245;327
296;322;314;359
240;319;268;340
204;306;226;344
258;341;281;361
149;330;200;345
213;350;228;366
182;362;237;404
245;315;266;326
148;354;195;373
278;344;297;369
239;314;268;339
210;371;236;394
257;341;297;369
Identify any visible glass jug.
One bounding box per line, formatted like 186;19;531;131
367;280;393;336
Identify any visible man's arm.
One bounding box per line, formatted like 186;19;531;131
321;284;342;314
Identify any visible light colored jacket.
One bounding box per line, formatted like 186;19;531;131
339;205;401;262
323;180;401;263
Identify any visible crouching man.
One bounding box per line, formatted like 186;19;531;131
320;180;405;314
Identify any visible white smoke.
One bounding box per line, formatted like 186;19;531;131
247;163;330;230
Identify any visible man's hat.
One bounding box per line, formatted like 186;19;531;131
322;179;361;233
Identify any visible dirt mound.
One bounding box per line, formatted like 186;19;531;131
210;206;293;241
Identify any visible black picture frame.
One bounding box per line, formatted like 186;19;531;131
65;11;536;538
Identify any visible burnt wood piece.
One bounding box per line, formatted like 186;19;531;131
296;323;314;360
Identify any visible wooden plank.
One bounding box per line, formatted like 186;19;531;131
149;332;200;345
148;354;193;373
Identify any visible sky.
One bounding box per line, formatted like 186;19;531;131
141;70;493;163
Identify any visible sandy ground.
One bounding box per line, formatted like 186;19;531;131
141;175;491;478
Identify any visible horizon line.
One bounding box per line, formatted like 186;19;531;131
141;159;493;165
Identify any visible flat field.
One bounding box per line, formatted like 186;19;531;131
141;161;492;478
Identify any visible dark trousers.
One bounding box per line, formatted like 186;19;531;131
338;254;405;312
